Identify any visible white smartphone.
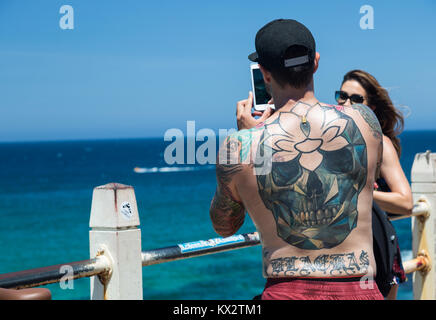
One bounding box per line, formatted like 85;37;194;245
250;63;275;112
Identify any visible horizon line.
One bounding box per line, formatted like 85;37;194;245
0;129;435;144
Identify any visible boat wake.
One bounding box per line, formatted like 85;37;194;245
133;165;215;173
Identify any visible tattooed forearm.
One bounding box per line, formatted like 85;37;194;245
210;135;246;237
210;187;245;237
268;250;370;277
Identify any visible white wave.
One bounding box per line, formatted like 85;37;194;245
134;165;215;173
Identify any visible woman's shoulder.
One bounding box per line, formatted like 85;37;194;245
382;134;392;144
382;135;399;157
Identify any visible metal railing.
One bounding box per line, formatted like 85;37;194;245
403;251;431;274
141;232;260;267
0;201;429;290
0;257;110;289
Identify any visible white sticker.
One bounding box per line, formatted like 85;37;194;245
120;201;133;220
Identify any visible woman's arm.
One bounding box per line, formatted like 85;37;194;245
374;135;413;215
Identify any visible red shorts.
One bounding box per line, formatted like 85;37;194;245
261;277;384;300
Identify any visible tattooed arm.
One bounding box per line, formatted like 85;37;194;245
351;104;383;178
351;104;382;141
210;134;246;237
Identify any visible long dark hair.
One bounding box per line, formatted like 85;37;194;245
342;70;404;157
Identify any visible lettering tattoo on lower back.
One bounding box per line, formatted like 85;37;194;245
269;250;370;277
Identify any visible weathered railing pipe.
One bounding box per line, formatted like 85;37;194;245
403;251;431;274
0;256;110;290
142;232;260;267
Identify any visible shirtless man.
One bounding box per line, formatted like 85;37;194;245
209;19;384;300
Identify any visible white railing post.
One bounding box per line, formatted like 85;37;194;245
411;151;435;300
89;183;143;300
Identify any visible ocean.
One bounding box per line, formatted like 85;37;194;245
0;130;435;300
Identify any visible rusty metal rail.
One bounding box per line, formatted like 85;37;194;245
0;256;110;289
403;251;431;274
142;232;260;267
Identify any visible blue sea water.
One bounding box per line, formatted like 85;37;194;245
0;130;435;300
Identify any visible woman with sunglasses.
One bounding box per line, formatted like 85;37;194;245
335;69;413;300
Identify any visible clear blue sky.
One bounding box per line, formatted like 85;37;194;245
0;0;435;141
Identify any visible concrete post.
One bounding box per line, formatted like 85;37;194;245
411;151;435;300
89;183;143;300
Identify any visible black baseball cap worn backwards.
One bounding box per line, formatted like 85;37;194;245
248;19;316;71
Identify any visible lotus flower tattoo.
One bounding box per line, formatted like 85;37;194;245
255;103;367;250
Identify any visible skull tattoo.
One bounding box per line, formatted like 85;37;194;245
255;103;367;250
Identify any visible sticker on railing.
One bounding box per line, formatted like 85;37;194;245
120;201;133;220
178;235;245;253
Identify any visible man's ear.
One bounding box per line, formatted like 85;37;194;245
258;64;272;84
313;52;320;74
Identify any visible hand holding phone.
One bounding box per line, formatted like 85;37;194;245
236;91;273;130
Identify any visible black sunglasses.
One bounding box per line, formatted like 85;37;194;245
335;91;365;105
